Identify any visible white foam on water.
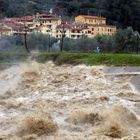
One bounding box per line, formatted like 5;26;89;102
0;62;140;139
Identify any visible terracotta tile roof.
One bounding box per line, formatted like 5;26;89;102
20;16;34;21
57;22;88;30
35;13;60;20
79;15;106;20
87;24;116;28
0;18;20;23
0;26;12;31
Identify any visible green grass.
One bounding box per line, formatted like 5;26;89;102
37;52;140;66
0;52;29;64
0;52;140;66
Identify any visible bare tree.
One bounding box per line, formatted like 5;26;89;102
23;24;30;53
58;23;67;52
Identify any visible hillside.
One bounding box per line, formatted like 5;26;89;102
0;0;140;32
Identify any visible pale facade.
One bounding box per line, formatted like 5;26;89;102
0;26;13;36
0;13;62;37
56;28;88;39
56;22;88;39
33;13;61;37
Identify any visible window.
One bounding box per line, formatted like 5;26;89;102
89;19;93;22
47;25;51;28
72;30;75;33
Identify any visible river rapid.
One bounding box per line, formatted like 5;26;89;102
0;61;140;140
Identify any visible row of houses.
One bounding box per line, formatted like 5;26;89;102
0;13;117;39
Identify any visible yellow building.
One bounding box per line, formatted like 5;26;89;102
75;15;106;24
87;24;117;37
75;15;116;37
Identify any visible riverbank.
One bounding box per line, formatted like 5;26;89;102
38;53;140;66
0;52;140;66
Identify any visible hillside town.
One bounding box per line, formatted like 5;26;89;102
0;13;117;39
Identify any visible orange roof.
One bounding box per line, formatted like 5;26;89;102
78;15;106;20
57;22;87;30
0;18;20;23
0;26;12;31
87;24;116;28
20;16;34;21
35;13;60;20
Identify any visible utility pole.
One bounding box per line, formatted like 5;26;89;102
60;32;64;52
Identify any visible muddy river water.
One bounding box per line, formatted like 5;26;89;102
0;62;140;140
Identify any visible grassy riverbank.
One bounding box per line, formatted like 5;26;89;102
0;52;140;66
38;53;140;66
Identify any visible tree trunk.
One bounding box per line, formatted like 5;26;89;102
48;35;51;52
60;34;64;52
24;33;30;53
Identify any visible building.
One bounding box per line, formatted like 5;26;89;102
87;24;117;37
75;15;116;37
56;22;88;39
33;13;61;37
0;14;116;39
0;25;13;36
75;15;106;25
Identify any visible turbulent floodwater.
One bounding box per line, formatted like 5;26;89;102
0;61;140;140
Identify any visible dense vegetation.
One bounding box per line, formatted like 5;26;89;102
0;0;140;32
0;27;140;54
0;27;140;65
0;0;140;64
